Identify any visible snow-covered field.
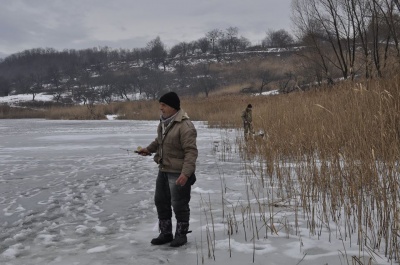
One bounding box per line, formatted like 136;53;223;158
0;119;390;265
0;94;54;105
0;90;279;108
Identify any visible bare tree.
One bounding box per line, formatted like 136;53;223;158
73;69;100;109
341;0;373;78
292;3;336;84
197;37;211;53
256;69;276;94
343;0;400;78
292;0;400;80
147;36;168;71
174;58;189;89
115;72;138;101
394;0;400;11
28;72;45;101
292;0;357;80
138;68;166;100
278;72;297;93
372;0;400;62
47;66;64;102
0;76;11;96
237;36;252;51
147;70;166;100
194;63;218;97
170;42;189;58
225;26;239;52
63;63;79;93
263;29;295;48
206;29;224;54
132;48;147;66
97;72;116;104
13;74;32;97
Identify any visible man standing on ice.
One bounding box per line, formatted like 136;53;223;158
137;91;198;247
241;103;254;140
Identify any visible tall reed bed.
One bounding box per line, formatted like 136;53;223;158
0;105;45;119
238;76;400;262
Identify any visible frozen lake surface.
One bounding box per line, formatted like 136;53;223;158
0;119;390;265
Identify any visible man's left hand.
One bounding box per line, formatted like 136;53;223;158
176;174;189;186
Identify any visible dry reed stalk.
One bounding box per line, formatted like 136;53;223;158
227;213;232;258
206;194;216;261
200;194;214;260
199;202;204;264
241;208;247;242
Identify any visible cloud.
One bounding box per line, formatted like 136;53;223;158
0;0;293;56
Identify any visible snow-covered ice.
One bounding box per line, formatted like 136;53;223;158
0;119;391;265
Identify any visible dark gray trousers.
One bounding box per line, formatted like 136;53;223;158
154;171;191;222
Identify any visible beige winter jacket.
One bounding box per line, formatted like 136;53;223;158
146;109;198;177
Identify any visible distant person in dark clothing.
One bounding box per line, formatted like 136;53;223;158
241;103;254;140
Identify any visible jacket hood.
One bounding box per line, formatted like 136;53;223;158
174;109;189;122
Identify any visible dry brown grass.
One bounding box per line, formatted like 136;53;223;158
209;83;251;95
237;75;400;261
0;105;45;119
44;105;107;120
248;78;400;160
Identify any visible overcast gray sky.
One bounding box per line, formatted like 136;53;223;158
0;0;293;58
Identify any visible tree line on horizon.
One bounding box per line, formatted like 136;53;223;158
0;26;295;101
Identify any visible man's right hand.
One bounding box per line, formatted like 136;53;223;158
135;147;151;156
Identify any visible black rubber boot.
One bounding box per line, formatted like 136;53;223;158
151;219;173;245
170;222;191;247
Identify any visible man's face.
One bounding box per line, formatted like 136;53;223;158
159;102;177;118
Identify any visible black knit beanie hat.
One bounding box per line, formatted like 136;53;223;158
159;92;180;110
247;104;252;108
